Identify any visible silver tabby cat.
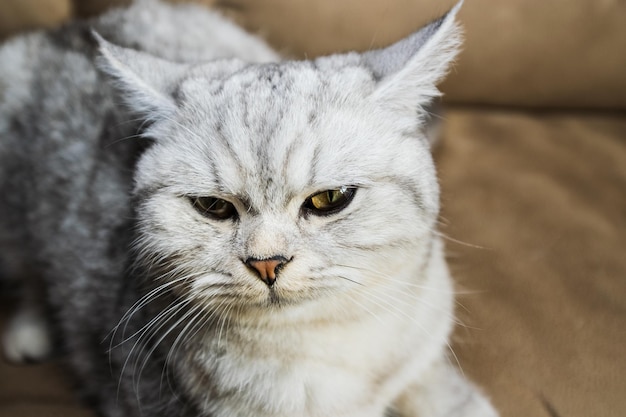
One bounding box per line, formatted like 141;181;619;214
0;0;498;416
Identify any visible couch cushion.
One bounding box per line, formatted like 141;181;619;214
441;0;626;110
0;0;70;39
437;108;626;417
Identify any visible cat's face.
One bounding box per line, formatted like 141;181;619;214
133;61;439;310
97;7;460;314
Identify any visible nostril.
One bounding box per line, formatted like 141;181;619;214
244;256;290;287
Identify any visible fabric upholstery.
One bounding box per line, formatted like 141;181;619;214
0;0;70;39
438;109;626;417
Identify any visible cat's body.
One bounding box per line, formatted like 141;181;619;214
0;1;497;416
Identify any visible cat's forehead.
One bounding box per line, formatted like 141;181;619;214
151;58;425;210
181;57;375;112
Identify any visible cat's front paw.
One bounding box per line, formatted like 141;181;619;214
2;308;52;363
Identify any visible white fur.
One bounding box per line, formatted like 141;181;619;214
96;1;498;416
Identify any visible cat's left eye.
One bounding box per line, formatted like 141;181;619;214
302;187;356;216
190;196;238;220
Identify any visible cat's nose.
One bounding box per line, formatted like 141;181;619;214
244;256;290;287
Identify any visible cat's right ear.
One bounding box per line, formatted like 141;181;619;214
93;31;187;120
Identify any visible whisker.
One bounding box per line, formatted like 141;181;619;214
134;297;197;392
335;263;462;295
434;230;488;250
336;275;365;286
217;299;237;349
358;288;464;376
335;261;479;331
343;293;387;325
161;302;206;392
372;282;470;329
109;275;189;349
116;297;188;400
332;257;472;376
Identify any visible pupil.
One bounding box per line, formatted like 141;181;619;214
213;200;224;211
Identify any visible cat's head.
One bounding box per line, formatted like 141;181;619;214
97;4;462;317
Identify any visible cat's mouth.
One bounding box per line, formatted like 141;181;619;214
267;287;281;306
180;270;330;311
249;284;323;309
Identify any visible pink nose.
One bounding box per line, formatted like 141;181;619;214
245;257;288;287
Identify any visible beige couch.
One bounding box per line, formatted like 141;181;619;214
1;1;625;416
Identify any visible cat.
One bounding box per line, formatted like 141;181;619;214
0;0;498;416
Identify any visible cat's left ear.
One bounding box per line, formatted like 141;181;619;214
363;1;463;115
93;31;188;120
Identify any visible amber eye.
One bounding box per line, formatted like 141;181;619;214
303;187;356;216
190;196;238;220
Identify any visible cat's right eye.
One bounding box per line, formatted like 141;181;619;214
190;196;238;221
